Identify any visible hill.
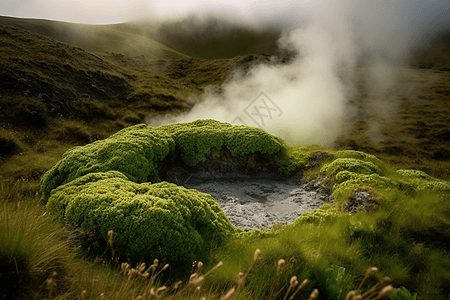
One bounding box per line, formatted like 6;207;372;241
1;15;450;185
0;16;188;59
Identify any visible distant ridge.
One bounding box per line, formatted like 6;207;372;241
0;16;189;59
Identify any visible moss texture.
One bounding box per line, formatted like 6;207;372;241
40;119;286;197
320;150;450;206
40;120;285;265
47;171;235;265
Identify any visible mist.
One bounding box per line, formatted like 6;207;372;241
6;0;448;145
146;0;450;146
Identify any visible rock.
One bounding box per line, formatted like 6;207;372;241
342;190;376;213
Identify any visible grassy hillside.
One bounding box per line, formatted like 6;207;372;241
0;16;188;59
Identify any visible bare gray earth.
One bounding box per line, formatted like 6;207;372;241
160;149;334;230
183;177;332;231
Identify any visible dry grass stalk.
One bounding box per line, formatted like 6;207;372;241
345;267;394;300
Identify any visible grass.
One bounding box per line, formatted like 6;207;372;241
0;194;70;299
3;144;448;299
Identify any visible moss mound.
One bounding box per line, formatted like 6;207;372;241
40;119;286;197
47;171;236;265
319;150;450;207
40;120;285;265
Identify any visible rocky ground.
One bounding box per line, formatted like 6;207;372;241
184;177;332;231
159;150;334;230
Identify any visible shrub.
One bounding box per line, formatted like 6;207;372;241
46;171;236;266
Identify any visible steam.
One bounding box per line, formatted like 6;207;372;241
145;0;450;146
153;18;356;146
147;16;356;146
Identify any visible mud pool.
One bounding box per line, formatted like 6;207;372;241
183;177;332;231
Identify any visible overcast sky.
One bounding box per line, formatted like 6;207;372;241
1;0;450;30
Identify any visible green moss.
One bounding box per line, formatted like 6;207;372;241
47;171;235;265
397;169;434;181
321;158;383;176
333;172;397;203
293;207;341;226
321;152;450;206
40;120;286;197
397;169;450;194
333;150;382;165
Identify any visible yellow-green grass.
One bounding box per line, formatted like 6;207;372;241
0;195;71;299
0;16;188;60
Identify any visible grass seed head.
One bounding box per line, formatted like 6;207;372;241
220;287;236;300
366;267;378;277
197;261;204;272
299;279;309;289
236;272;245;285
157;287;167;294
277;259;286;274
174;281;183;289
378;285;394;298
254;249;261;261
308;289;319;300
290;276;298;287
345;291;355;300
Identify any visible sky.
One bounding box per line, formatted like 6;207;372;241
2;0;450;29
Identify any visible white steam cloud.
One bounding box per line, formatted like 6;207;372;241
152;18;357;145
145;0;450;146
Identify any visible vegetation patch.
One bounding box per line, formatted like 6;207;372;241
46;170;235;267
40;119;286;197
316;150;450;210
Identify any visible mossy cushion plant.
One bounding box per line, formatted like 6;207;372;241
320;150;450;207
40;119;286;197
47;171;236;265
40;120;285;266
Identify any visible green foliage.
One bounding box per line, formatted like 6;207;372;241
0;200;70;299
318;150;450;206
333;150;382;165
293;207;341;226
321;158;383;176
40;120;286;197
277;145;329;177
397;169;434;181
46;171;236;266
278;159;297;177
314;265;353;300
389;286;417;300
397;169;450;194
333;172;398;203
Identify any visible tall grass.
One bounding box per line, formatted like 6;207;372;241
0;195;71;299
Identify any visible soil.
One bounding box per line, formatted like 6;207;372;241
183;177;332;231
160;150;333;231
